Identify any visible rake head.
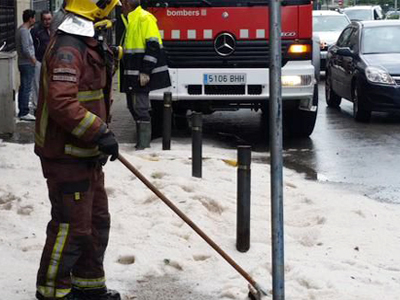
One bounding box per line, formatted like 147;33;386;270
248;283;268;300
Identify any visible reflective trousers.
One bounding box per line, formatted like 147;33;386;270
36;159;110;299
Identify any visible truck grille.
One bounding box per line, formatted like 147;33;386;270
205;85;245;95
187;84;263;95
164;40;291;68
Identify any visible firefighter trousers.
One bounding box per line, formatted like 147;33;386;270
36;159;111;299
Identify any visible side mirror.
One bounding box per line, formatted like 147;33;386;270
336;47;353;57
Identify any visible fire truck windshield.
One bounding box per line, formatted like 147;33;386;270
146;0;310;8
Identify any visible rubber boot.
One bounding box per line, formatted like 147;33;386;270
135;121;151;150
36;291;80;300
72;287;121;300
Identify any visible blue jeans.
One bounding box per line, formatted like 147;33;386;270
18;64;35;117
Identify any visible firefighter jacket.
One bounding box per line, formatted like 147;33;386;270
120;5;171;93
34;32;113;161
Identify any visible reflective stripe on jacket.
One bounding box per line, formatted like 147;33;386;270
120;6;171;93
34;32;111;160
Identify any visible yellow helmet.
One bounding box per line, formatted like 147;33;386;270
65;0;120;21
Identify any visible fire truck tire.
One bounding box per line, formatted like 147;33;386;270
352;83;371;123
285;85;318;138
173;108;189;130
151;101;163;138
285;109;317;138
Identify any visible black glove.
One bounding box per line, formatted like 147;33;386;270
97;130;119;161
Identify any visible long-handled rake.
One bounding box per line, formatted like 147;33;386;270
118;154;268;299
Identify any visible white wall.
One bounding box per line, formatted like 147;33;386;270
16;0;32;27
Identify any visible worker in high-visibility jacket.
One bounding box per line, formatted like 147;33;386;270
34;0;121;299
120;0;171;149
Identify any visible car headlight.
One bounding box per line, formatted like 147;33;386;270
365;66;395;85
319;40;334;50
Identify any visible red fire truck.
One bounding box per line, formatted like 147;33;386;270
147;0;319;137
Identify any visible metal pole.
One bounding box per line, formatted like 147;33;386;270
269;0;285;298
162;92;172;150
192;112;202;178
236;145;251;253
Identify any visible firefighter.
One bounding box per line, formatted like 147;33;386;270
120;0;171;149
34;0;121;299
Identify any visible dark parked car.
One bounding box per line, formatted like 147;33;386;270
325;20;400;122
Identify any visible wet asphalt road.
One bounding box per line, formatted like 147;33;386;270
194;78;400;204
110;77;400;204
4;78;400;204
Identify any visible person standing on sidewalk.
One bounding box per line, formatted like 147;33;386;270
34;0;121;299
16;9;36;121
120;0;171;149
31;10;52;112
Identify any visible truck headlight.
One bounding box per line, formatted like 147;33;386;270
282;75;312;86
288;44;311;54
365;67;395;85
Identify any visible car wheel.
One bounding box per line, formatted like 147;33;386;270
325;71;342;108
353;84;371;123
285;85;318;138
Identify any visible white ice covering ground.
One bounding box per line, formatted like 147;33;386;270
1;141;399;299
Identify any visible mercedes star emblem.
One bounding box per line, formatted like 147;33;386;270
214;33;236;57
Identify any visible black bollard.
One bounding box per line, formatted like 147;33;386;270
236;145;251;252
162;92;172;150
192;112;202;178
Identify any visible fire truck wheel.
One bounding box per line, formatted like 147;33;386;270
173;108;189;130
261;104;269;116
151;101;163;138
285;85;318;138
285;109;318;138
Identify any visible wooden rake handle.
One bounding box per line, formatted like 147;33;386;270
117;154;258;288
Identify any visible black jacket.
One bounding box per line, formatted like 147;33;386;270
31;23;51;62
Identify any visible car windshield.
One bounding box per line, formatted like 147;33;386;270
344;9;372;20
363;26;400;54
386;11;400;19
146;0;310;7
313;15;350;32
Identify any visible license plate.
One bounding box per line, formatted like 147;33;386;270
203;73;246;85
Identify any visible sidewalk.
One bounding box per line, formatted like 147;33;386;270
1;91;220;300
2;88;136;144
130;275;214;300
109;88;136;143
